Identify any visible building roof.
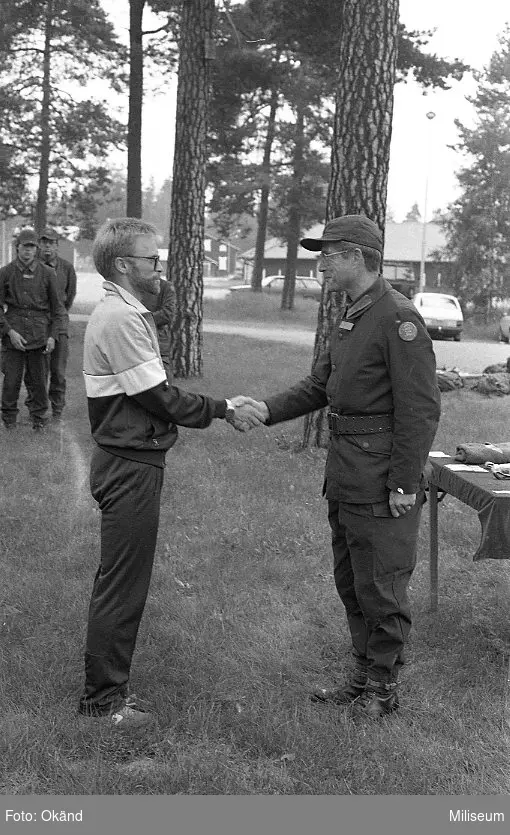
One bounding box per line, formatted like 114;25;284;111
204;226;241;251
242;221;449;263
384;221;448;262
242;237;317;262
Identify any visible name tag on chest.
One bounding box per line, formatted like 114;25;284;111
339;320;354;332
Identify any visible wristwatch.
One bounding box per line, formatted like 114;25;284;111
224;399;236;420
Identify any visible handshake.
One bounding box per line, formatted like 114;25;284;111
225;396;269;432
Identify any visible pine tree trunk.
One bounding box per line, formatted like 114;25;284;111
303;0;399;447
127;0;145;218
326;0;398;227
251;85;279;292
168;0;215;377
281;102;305;311
34;0;53;234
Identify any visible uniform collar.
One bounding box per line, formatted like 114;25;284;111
16;259;37;273
345;275;389;320
103;280;150;314
43;256;58;268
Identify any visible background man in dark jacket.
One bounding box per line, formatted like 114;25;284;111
0;228;64;430
80;217;265;729
37;227;77;421
141;274;174;376
234;215;441;719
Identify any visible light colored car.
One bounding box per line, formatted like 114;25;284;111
412;292;464;341
264;275;322;300
230;275;322;300
498;312;510;343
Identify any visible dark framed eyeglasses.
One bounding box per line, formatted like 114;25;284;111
122;254;161;270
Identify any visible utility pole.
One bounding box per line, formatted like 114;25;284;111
418;111;436;292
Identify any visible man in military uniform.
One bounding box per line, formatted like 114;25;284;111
37;227;77;421
0;228;64;430
234;215;441;718
141;273;174;378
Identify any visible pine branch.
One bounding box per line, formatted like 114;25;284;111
142;24;171;36
7;47;45;54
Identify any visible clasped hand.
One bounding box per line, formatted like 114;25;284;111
225;396;269;432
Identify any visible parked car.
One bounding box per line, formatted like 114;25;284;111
264;275;322;300
230;275;322;300
412;292;464;341
498;312;510;343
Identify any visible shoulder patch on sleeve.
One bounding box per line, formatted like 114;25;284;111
398;321;418;342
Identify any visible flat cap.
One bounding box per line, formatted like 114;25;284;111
301;215;383;253
39;226;59;241
16;228;38;245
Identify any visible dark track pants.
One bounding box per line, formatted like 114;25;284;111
328;493;425;683
1;345;48;425
79;447;164;715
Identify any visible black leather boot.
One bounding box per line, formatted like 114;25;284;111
311;664;368;705
352;678;399;718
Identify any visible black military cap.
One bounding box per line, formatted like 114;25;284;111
16;228;38;245
301;215;383;253
39;226;59;241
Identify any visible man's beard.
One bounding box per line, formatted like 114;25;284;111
132;273;160;296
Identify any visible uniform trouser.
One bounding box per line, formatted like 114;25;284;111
48;333;68;414
25;333;69;416
79;447;164;715
328;492;425;684
1;345;48;425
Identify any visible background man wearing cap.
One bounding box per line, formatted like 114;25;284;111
141;274;174;378
0;228;64;430
233;214;441;719
35;227;77;422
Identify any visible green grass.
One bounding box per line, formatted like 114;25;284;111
72;290;319;330
462;316;502;343
0;324;509;795
203;292;318;328
73;288;507;344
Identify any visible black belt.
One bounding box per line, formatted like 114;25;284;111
328;412;393;435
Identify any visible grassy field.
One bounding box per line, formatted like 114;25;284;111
72;290;320;330
0;321;509;796
72;290;505;344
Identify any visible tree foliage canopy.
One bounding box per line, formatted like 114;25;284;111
206;0;470;243
0;0;126;220
443;26;510;308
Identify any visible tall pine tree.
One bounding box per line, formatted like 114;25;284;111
0;0;126;231
168;0;215;377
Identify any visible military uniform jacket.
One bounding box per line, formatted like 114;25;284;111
43;256;77;335
265;277;441;504
142;278;174;363
0;259;65;350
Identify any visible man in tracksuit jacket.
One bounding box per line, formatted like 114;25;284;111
234;215;441;719
79;217;265;728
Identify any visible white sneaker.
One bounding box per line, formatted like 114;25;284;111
110;696;154;729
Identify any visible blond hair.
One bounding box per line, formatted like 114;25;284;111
93;217;158;279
